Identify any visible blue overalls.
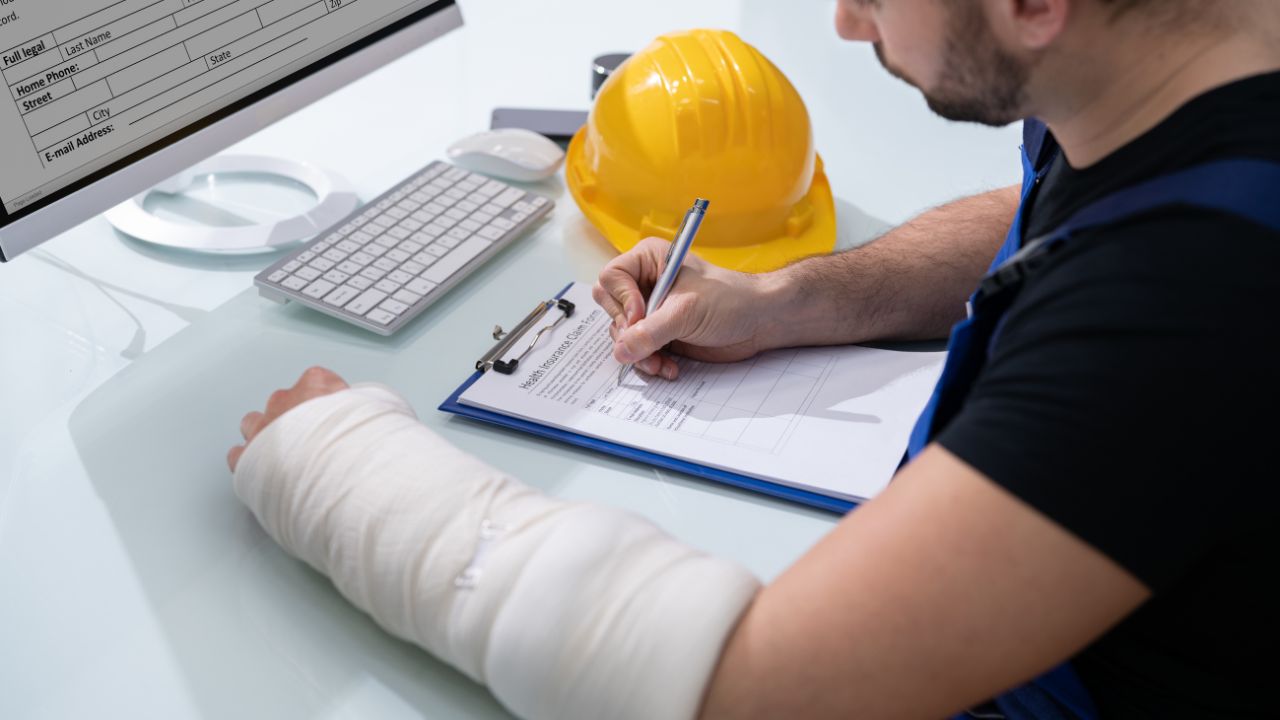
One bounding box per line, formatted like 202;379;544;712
904;119;1280;720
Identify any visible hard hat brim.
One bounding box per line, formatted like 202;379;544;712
566;127;838;274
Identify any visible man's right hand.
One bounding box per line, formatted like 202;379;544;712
593;237;783;380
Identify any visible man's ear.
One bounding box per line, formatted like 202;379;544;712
987;0;1072;51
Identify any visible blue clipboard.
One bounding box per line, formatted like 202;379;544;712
437;282;855;515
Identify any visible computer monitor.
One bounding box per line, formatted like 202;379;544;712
0;0;462;261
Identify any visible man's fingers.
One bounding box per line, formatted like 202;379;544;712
227;445;245;472
614;300;690;364
596;238;672;325
592;282;627;327
241;411;266;441
597;264;646;327
300;366;347;393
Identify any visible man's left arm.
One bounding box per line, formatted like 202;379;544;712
230;368;1149;720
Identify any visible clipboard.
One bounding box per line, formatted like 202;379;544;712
438;282;855;514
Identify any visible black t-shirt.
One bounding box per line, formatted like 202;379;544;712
937;71;1280;718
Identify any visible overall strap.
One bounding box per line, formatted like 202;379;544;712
976;158;1280;309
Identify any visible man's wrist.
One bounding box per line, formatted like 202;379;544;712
752;269;803;351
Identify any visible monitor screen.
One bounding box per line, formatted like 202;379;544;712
0;0;451;227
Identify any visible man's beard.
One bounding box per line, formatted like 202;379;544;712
874;1;1029;126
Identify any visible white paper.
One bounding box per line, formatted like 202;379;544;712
460;283;946;502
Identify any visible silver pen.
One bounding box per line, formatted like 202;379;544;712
617;198;709;385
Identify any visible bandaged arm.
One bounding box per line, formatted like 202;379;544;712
232;383;761;719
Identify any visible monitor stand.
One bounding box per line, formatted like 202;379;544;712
104;154;360;254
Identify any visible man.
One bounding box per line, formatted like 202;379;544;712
229;1;1280;717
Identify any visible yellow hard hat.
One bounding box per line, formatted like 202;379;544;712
567;29;836;273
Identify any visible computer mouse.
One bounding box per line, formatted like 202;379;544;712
446;128;566;183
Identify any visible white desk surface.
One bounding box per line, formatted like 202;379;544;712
0;1;1020;717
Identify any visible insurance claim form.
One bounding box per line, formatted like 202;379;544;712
458;283;946;502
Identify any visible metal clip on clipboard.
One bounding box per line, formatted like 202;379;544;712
476;297;576;374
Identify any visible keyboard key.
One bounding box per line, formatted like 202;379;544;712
337;260;363;275
435;194;457;208
439;235;462;248
434;214;458;229
387;269;414;285
375;279;401;294
445;207;468;221
478;225;507;241
323;269;350;285
445;188;468;200
422;223;447;237
471;211;494;225
479;180;505;197
400;219;423;232
363;244;388;257
302;279;336;299
424;237;492;284
295;251;316;263
322;248;347;263
393;289;423;305
267;270;289;283
531;196;548;208
459;219;482;232
444;166;468;181
348;275;373;290
413;251;439;265
281;275;308;291
324;285;361;307
481;203;503;216
372;215;397;229
374;234;399;248
336;240;361;254
385;248;411;263
282;260;302;272
466;192;489;205
447;227;471;242
406;277;438;295
401;260;426;275
346;289;388;316
380;299;410;315
366;308;397;326
359;266;387;281
387;206;409;219
493;188;524;207
387;226;411;240
308;257;335;272
490;217;515;230
296;266;323;281
425;243;450;257
373;257;398;272
351;230;374;244
423;202;446;216
400;240;423;254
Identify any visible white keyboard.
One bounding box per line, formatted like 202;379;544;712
255;161;552;335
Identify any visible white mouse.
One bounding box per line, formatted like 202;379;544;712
446;128;566;183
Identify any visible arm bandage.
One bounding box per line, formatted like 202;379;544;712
233;384;760;719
